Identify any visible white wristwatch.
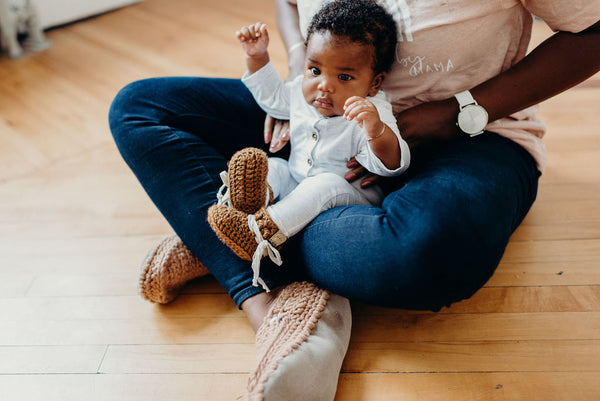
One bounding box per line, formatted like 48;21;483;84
454;90;488;137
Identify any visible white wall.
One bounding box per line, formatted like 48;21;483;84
36;0;143;29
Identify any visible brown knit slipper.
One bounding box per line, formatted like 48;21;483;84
247;282;352;401
207;205;286;290
226;147;272;214
207;205;285;260
139;235;210;304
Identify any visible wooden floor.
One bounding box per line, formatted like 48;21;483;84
1;1;599;399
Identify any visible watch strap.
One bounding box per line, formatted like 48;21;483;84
454;90;477;110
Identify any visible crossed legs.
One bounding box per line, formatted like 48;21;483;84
109;76;539;399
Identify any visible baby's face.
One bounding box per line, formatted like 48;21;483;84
302;32;381;117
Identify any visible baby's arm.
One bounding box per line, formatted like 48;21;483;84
343;96;401;170
236;22;271;74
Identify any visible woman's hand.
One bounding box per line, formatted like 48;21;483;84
395;98;461;150
264;115;290;153
344;157;380;188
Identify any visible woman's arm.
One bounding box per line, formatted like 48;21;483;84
265;0;307;153
276;0;306;79
399;20;600;149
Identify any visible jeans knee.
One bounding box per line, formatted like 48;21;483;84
108;79;158;160
109;80;140;124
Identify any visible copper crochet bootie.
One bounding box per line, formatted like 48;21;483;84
217;147;273;214
207;205;286;290
139;235;210;304
247;282;352;401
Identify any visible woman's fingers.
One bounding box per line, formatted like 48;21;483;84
264;116;290;152
344;164;366;182
270;120;290;152
359;174;380;188
264;115;274;144
345;157;380;187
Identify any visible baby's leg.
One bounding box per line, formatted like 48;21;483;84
268;172;374;238
207;156;298;289
266;157;299;201
208;172;371;288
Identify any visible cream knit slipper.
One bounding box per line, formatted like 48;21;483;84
247;282;352;401
216;147;273;214
139;235;210;304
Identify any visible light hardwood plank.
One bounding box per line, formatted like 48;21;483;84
1;285;597;328
0;372;597;401
489;261;599;287
356;285;600;314
446;285;600;313
0;374;249;401
98;340;600;375
0;345;106;374
501;238;600;264
99;344;255;374
336;372;600;401
0;312;597;346
0;0;599;399
0;316;255;346
351;312;600;342
0;294;238;322
342;340;600;373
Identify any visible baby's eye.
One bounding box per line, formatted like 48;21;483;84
310;67;321;76
338;74;353;81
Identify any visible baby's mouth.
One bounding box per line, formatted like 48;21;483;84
314;97;333;109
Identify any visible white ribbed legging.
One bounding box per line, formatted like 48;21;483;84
266;157;384;238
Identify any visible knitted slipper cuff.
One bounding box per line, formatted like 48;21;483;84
247;282;352;401
217;170;274;210
139;235;209;304
226;147;271;214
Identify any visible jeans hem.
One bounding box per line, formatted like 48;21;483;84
232;285;267;309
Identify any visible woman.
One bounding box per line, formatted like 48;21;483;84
108;0;600;399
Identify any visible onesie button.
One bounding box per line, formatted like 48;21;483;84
312;132;318;140
307;158;313;166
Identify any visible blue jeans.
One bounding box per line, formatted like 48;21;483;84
108;77;539;311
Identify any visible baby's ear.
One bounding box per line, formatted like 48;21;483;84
368;73;385;96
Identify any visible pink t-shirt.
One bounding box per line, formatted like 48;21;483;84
295;0;600;172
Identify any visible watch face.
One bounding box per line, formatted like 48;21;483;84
458;104;488;135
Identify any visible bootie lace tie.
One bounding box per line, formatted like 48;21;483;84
216;171;231;207
216;170;271;208
248;214;282;292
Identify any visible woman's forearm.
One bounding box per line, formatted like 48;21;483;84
473;20;600;122
276;0;306;78
398;20;600;148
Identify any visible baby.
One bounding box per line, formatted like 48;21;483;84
208;0;410;290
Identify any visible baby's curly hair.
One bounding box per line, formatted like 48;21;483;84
306;0;398;74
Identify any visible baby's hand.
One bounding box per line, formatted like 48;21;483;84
343;96;383;138
236;22;269;57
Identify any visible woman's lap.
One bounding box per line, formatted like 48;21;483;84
295;134;539;311
109;76;539;311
